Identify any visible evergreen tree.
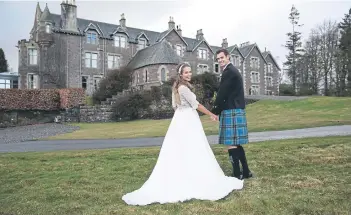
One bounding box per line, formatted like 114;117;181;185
284;5;304;94
338;8;351;95
0;48;8;73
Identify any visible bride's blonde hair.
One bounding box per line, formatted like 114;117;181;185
172;63;194;106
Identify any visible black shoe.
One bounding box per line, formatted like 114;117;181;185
242;171;254;179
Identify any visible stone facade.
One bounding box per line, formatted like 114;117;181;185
18;1;281;96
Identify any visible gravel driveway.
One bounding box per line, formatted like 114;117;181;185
0;123;80;144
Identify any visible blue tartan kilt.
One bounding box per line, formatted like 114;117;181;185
218;109;249;146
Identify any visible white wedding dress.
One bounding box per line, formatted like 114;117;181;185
122;85;244;205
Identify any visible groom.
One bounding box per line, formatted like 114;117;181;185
212;49;253;180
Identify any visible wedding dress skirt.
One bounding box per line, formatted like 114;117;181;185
122;108;244;206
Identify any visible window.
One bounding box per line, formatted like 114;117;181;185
28;48;37;65
214;63;219;73
145;69;149;82
251;72;259;83
86;32;97;44
251;85;260;95
108;55;121;69
267;63;273;74
27;74;38;89
12;80;18;89
197;64;209;74
93;76;102;91
266;90;272;95
266;76;273;87
45;24;51;33
176;45;182;56
114;35;126;48
160;68;166;82
138;39;146;50
231;55;240;67
0;79;11;89
250;57;259;69
81;76;88;90
198;49;207;60
85;52;98;68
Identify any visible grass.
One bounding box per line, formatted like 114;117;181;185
0;136;350;215
46;96;351;140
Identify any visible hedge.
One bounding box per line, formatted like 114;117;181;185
58;88;86;109
0;88;85;111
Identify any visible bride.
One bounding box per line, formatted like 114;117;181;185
122;63;244;206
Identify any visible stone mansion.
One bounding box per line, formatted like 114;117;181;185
18;0;281;96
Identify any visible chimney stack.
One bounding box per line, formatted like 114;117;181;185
119;13;126;28
168;16;175;30
196;29;204;40
176;25;182;36
222;38;228;48
60;0;78;32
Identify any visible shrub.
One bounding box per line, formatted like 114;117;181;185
0;89;60;110
58;88;86;109
111;90;153;121
92;66;133;104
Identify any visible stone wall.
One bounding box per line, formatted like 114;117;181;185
0;110;60;128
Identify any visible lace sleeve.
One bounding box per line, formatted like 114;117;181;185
172;92;177;110
178;85;199;110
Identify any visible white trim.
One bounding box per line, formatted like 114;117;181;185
158;29;188;46
112;27;130;38
137;32;150;42
83;23;103;35
192;39;214;54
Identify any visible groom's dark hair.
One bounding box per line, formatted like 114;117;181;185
216;48;230;56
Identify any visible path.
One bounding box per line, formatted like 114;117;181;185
0;125;350;153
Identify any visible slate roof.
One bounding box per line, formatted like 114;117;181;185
127;39;183;70
42;12;275;66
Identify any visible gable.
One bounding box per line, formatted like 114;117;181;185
159;29;188;47
192;40;214;53
83;23;103;36
246;45;267;64
265;53;281;70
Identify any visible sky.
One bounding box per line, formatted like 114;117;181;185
0;0;350;73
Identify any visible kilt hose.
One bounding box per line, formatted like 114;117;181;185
218;109;249;146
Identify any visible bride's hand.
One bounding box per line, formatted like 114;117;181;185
210;114;219;121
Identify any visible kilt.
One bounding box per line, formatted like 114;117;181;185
218;109;249;146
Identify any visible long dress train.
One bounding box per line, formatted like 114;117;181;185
122;85;244;205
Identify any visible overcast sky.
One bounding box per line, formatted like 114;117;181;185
0;0;350;72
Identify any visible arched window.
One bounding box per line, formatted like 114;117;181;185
45;24;51;33
161;68;166;82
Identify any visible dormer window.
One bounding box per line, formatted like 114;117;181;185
137;38;146;50
198;48;207;60
87;32;98;44
231;55;240;67
45;24;51;33
114;35;127;48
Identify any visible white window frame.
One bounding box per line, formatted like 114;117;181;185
114;35;127;48
45;24;51;33
28;48;38;65
250;57;259;69
85;52;98;68
197;64;209;74
107;54;121;69
93;75;102;91
266;75;273;87
198;48;207;60
175;44;182;56
231;55;240;67
138;38;147;50
251;85;260;95
27;73;39;89
251;71;260;83
86;31;98;44
0;79;11;89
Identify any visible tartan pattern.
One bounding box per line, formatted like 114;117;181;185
218;109;249;146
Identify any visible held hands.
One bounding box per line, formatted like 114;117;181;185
210;114;219;122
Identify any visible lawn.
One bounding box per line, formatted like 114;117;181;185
46;96;351;140
0;136;350;215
